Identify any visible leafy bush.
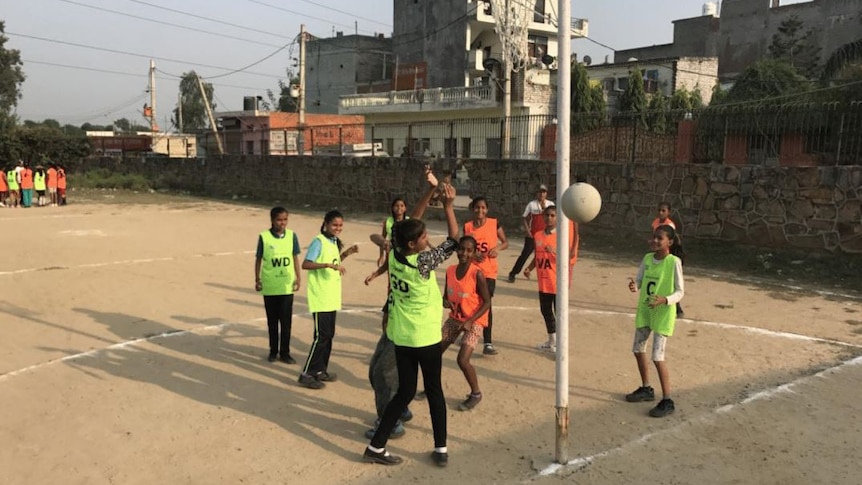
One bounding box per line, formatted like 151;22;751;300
68;169;153;191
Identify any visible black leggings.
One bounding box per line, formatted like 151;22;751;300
302;311;336;376
263;294;294;356
508;236;535;277
482;278;496;344
539;292;556;334
370;342;446;449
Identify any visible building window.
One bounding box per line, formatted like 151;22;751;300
533;0;546;23
602;77;615;92
410;138;431;155
617;77;630;91
461;138;471;158
386;138;394;156
527;35;549;59
444;138;457;158
246;140;254;155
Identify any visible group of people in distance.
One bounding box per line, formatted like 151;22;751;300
0;161;68;208
252;167;686;468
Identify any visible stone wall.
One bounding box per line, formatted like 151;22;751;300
74;156;862;253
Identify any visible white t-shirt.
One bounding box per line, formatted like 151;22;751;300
522;199;555;218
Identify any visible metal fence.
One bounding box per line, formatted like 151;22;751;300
194;102;862;165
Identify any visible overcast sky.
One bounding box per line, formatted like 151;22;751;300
3;0;755;126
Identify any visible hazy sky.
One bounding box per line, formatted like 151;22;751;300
4;0;737;126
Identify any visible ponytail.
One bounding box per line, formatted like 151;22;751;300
320;209;344;252
656;224;685;262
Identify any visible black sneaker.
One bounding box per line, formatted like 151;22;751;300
364;420;405;440
625;385;655;402
267;353;277;362
298;374;325;390
506;274;516;283
315;371;337;382
458;393;482;411
431;451;448;468
363;448;403;465
279;354;296;364
482;343;498;355
649;398;675;417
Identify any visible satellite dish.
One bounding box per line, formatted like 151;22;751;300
541;54;555;66
583;55;592;66
628;57;639;62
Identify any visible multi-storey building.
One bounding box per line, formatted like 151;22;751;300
334;0;587;159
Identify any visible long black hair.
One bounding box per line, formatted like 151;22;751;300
655;224;685;261
320;209;344;252
391;218;426;268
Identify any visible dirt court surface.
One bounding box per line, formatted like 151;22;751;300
2;192;862;485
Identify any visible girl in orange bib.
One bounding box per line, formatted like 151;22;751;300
524;206;579;353
463;196;508;355
442;236;491;411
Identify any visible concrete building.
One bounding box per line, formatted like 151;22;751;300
614;0;862;81
587;57;718;111
306;33;393;114
213;108;365;155
336;0;588;158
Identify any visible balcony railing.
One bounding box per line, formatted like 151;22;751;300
340;85;497;113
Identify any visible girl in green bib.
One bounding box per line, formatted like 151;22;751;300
254;207;301;364
363;183;460;468
625;224;685;418
298;210;358;389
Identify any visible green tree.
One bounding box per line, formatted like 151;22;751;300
720;59;810;105
0;21;25;116
172;71;215;132
768;15;821;79
647;92;669;133
570;62;605;133
0;21;26;162
619;67;647;127
266;69;300;112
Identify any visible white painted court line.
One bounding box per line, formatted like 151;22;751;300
495;305;862;350
537;354;862;477
0;308;382;381
0;251;256;276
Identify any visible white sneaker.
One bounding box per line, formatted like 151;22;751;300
536;341;556;353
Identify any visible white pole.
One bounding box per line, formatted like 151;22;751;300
298;24;307;155
554;0;572;465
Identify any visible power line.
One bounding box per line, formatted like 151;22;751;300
293;0;392;29
122;0;293;40
204;38;297;80
55;0;283;48
23;59;272;91
7;31;285;80
247;0;379;36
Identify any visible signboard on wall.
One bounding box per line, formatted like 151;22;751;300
270;131;298;155
394;62;428;91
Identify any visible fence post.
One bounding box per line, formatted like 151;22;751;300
310;128;315;154
499;117;506;159
339;126;344;156
407;123;413;157
631;117;638;163
371;125;376;156
836;112;845;165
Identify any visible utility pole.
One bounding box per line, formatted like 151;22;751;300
197;74;223;155
177;92;184;133
297;24;307;155
501;0;511;159
554;0;573;466
149;59;157;135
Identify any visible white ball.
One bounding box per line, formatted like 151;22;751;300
560;183;602;223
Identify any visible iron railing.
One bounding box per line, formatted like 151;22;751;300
160;102;862;165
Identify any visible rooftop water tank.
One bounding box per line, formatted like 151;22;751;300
702;2;718;17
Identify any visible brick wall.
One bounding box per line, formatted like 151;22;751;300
72;156;862;254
